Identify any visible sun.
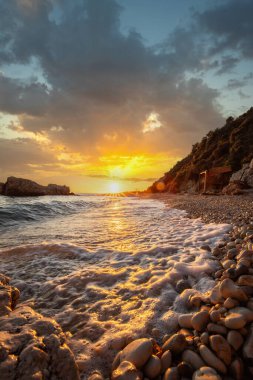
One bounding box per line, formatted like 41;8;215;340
109;182;120;193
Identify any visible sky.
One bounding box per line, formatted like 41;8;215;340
0;0;253;193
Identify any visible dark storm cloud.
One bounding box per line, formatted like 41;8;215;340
0;74;50;115
215;55;239;75
2;0;252;160
196;0;253;59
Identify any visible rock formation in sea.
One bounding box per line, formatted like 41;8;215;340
0;176;72;196
0;182;4;195
148;107;253;194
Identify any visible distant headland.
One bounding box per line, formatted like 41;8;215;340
0;176;74;197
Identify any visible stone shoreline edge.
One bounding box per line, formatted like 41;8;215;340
109;195;253;380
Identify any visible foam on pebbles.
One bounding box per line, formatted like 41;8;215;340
111;361;142;380
0;275;80;380
111;220;253;379
193;367;221;380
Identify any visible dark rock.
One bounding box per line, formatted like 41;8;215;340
201;245;211;252
177;361;194;377
176;280;191;293
222;181;248;195
163;367;179;380
3;177;72;197
0;182;4;195
230;358;244;380
162;334;187;354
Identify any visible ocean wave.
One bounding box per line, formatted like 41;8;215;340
0;196;104;227
0;238;228;377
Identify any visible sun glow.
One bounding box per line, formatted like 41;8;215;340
109;182;121;193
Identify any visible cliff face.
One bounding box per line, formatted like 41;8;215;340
0;177;71;196
148;107;253;193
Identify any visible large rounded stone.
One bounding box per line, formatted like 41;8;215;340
199;345;227;374
228;307;253;322
207;323;227;335
161;350;172;373
178;314;193;329
177;361;193;377
209;335;231;365
191;311;210;332
182;350;205;370
210;310;221;323
143;355;161;379
162;334;187;354
120;339;153;368
209;286;223;305
219;279;248;302
224;313;246;329
193;367;222;380
227;330;244;351
223;297;239;309
200;332;209;345
163;367;179;380
112;361;142;380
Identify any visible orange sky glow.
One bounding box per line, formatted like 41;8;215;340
1;1;252;192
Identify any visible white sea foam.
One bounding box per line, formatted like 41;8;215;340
0;195;231;378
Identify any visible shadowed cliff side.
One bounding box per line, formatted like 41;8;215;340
148;107;253;194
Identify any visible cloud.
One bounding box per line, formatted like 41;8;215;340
3;0;253;185
0;74;50;116
0;137;56;178
0;0;224;156
238;90;250;99
215;55;239;75
226;78;247;90
196;0;253;59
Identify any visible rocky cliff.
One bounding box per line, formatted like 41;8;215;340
148;107;253;193
0;177;72;196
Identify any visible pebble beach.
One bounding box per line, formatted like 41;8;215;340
110;193;253;380
1;193;253;380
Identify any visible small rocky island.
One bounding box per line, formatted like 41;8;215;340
0;177;73;197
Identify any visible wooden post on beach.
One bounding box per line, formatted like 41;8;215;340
199;166;232;193
203;170;207;193
199;170;208;193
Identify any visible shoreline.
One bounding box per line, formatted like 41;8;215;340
146;192;253;225
1;194;253;379
110;193;253;380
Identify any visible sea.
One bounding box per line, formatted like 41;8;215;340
0;194;231;377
